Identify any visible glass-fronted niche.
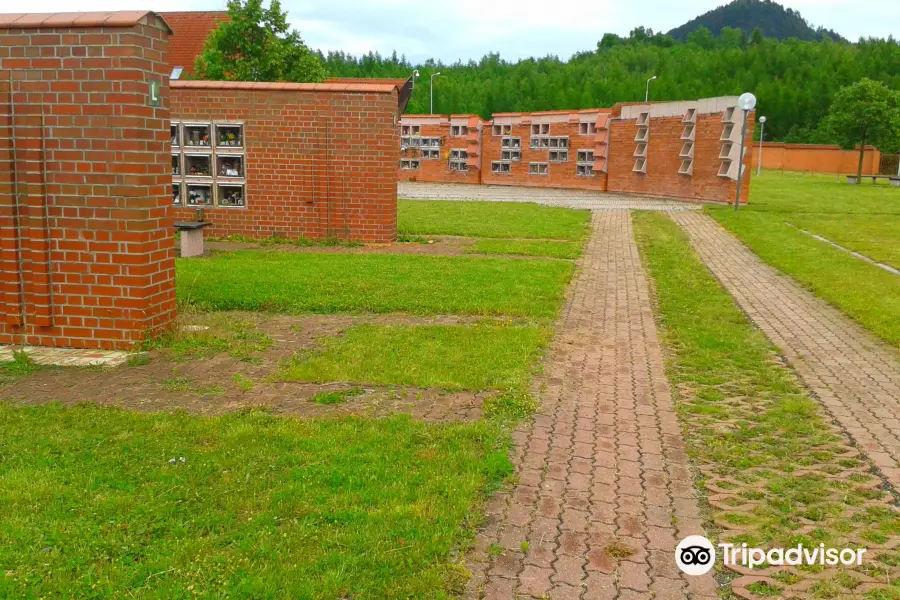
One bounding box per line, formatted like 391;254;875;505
171;121;246;208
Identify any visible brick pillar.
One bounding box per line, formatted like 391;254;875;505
0;12;176;350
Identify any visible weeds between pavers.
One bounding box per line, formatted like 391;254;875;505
633;211;899;600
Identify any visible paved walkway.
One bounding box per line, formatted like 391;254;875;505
399;182;700;211
672;211;900;488
466;211;717;600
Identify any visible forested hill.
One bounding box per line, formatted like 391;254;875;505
667;0;844;42
319;31;900;145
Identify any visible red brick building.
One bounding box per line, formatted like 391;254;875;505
1;11;176;350
606;99;753;204
159;11;228;77
396;114;483;185
398;97;753;204
481;109;610;192
170;79;404;243
1;12;408;351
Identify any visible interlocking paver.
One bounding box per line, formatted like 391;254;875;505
671;211;900;488
466;211;717;599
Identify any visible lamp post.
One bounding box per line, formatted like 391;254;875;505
734;92;757;211
430;72;441;114
411;69;419;90
645;75;657;102
757;116;766;176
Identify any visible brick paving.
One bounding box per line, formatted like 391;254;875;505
399;182;701;211
672;211;900;488
466;210;717;599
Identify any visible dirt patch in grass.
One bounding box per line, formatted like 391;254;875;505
206;235;476;257
0;312;504;422
206;236;574;261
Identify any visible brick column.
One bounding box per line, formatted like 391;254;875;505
0;12;176;350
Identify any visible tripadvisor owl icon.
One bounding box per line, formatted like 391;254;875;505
676;535;716;576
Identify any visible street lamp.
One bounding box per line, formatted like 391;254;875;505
411;69;419;90
645;75;658;102
757;116;766;176
734;92;757;211
430;72;441;114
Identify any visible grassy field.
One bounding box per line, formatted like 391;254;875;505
709;172;900;347
281;323;549;391
177;252;574;318
0;405;511;599
633;211;899;599
398;199;590;241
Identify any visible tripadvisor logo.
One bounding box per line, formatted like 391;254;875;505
676;536;716;576
676;536;868;575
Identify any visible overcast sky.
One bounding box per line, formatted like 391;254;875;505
17;0;900;63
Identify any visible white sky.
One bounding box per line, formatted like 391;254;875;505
12;0;900;62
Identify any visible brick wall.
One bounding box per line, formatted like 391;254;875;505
396;115;480;184
480;112;609;191
171;82;399;243
607;100;752;204
0;12;176;350
395;99;752;204
751;142;882;175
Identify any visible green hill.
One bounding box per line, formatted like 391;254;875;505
667;0;846;42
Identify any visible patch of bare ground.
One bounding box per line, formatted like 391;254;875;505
0;312;506;421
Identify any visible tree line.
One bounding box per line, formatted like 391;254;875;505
319;28;900;147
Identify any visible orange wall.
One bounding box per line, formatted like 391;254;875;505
751;142;881;175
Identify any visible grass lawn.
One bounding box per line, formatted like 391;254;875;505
281;323;549;392
0;405;512;599
398;199;590;240
177;252;573;318
2;200;586;598
634;211;899;598
465;238;582;259
709;171;900;348
0;351;42;385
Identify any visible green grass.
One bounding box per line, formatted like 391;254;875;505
465;238;582;259
148;313;273;362
398;199;590;240
282;323;549;392
177;252;573;318
709;171;900;348
312;388;364;405
633;211;899;598
736;171;900;267
0;351;41;385
0;404;513;599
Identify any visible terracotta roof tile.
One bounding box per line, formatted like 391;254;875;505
159;11;229;75
324;77;410;87
0;14;27;27
491;108;612;118
0;11;170;31
171;80;399;94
